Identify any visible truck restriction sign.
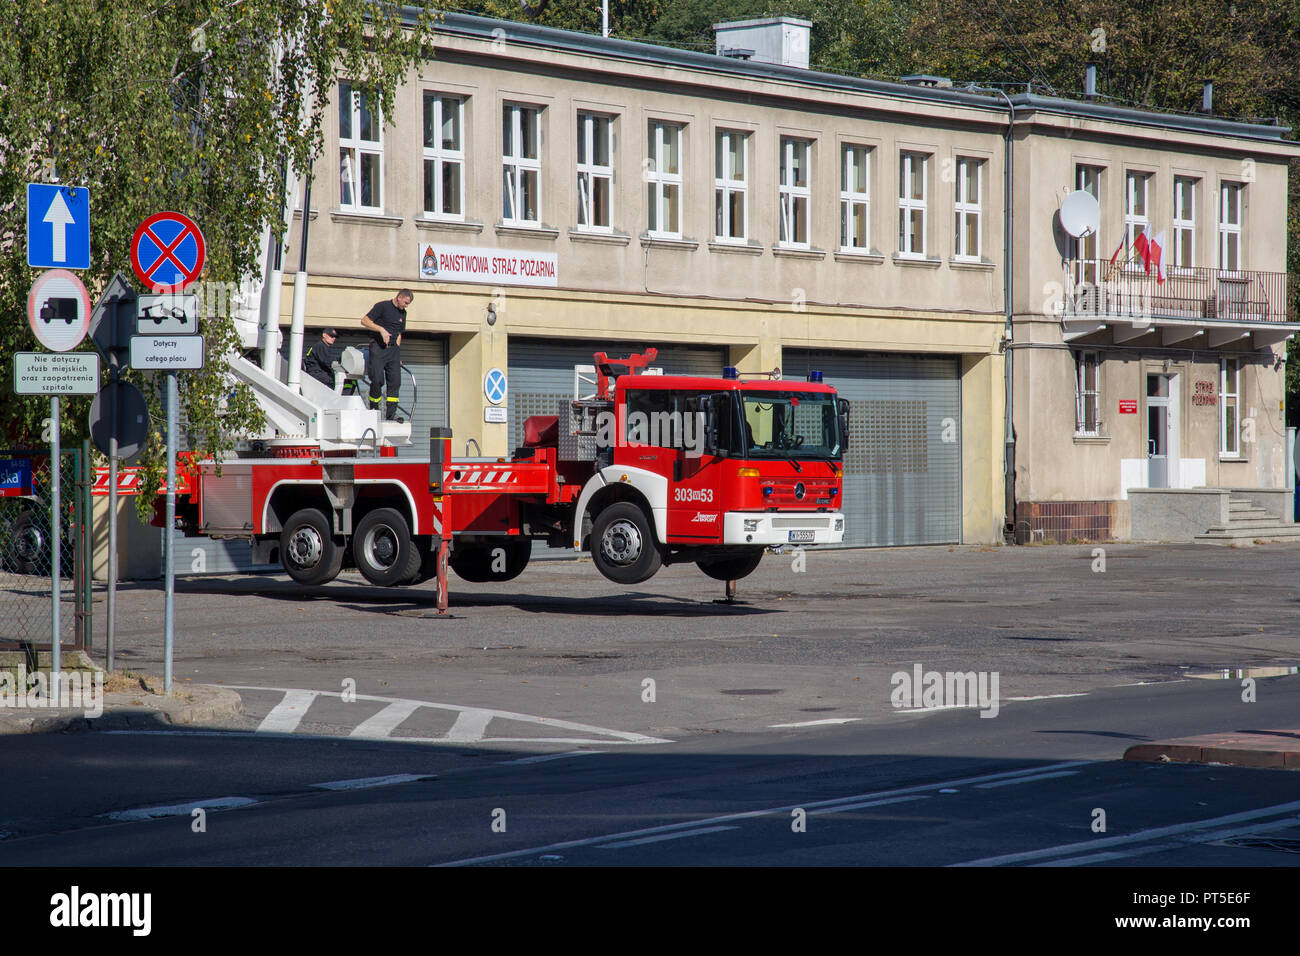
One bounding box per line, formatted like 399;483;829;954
14;351;101;395
28;269;92;351
129;335;205;370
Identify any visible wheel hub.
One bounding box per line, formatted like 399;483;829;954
287;526;323;568
364;527;398;570
601;519;642;565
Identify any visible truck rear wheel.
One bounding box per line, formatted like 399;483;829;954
591;502;662;585
449;539;531;583
696;549;764;582
281;508;343;586
353;508;421;586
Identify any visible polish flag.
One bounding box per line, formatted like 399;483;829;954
1147;230;1167;284
1133;231;1151;272
1108;233;1126;265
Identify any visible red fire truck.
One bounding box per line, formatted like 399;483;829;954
167;349;847;602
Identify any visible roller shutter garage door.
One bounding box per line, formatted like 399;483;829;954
784;349;961;547
507;339;725;452
331;332;448;459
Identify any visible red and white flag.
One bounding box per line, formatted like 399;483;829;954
1108;233;1127;265
1147;230;1167;284
1133;231;1150;272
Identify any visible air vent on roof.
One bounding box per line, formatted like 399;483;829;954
901;74;952;88
720;46;755;60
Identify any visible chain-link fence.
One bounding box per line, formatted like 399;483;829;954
0;447;91;651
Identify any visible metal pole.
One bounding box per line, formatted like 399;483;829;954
107;378;117;671
602;0;609;38
286;162;314;393
164;372;176;695
50;397;61;700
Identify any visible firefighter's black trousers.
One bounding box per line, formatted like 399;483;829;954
367;341;401;412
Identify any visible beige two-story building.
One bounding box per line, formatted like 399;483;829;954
266;11;1297;552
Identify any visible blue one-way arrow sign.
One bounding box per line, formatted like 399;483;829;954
27;183;90;270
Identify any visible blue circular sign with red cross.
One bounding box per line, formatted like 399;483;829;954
130;211;205;292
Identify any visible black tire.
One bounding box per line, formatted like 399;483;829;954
590;502;662;585
353;507;421;586
697;549;764;582
449;539;531;583
8;509;49;575
280;508;343;585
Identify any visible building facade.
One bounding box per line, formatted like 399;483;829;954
268;11;1296;551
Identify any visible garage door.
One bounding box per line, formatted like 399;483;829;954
331;332;448;459
784;349;961;547
507;338;725;452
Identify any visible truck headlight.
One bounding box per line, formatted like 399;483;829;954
743;519;760;532
834;518;844;531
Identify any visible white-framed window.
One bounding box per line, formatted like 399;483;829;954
645;120;682;238
953;157;982;260
1074;164;1103;282
1125;171;1150;253
714;129;748;241
422;92;463;218
840;144;870;250
778;137;811;247
898;151;927;256
1219;182;1243;271
502;103;541;225
576;112;613;231
1075;351;1101;436
1220;357;1240;456
339;80;382;211
1172;176;1196;268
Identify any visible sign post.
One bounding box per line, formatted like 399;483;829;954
164;373;177;695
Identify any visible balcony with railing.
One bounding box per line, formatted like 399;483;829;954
1060;259;1297;349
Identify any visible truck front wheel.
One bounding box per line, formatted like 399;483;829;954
591;502;662;585
353;508;422;586
281;509;343;586
696;549;764;582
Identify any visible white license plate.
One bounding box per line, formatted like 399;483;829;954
787;529;815;543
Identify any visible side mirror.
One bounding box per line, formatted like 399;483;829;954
837;398;851;448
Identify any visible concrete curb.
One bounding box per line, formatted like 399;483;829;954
0;682;244;735
1124;730;1300;770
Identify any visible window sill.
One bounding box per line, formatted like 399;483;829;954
834;250;885;264
708;239;764;256
568;228;631;245
330;209;403;227
416;216;484;234
292;208;319;222
1072;433;1110;444
1218;456;1249;463
949;257;996;271
640;235;700;251
772;245;826;260
892;254;942;268
495;223;560;240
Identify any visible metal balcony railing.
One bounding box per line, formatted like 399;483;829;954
1062;260;1294;324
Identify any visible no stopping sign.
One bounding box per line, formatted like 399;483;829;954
131;211;205;292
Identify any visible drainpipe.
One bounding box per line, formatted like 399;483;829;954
967;84;1018;542
286;162;313;392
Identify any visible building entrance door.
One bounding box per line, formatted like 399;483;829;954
1147;374;1170;488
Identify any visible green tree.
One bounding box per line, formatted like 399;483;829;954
0;0;441;511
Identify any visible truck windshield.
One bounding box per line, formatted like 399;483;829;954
740;391;843;459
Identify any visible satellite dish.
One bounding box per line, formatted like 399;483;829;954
1060;190;1101;238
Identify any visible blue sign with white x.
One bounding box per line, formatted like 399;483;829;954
27;183;91;270
484;367;507;405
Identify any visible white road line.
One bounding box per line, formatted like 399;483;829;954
256;689;319;734
445;708;495;742
350;701;422;739
1037;814;1300;867
951;799;1300;867
808;795;930;816
497;751;606;765
974;771;1080;789
1004;694;1090;702
435;760;1091;867
105;797;256;822
227;685;672;745
311;773;435;791
596;826;739;849
769;718;862;728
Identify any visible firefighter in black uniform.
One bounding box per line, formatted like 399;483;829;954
303;328;341;388
361;289;412;421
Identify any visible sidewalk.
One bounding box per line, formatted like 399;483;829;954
0;653;243;734
1125;730;1300;770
